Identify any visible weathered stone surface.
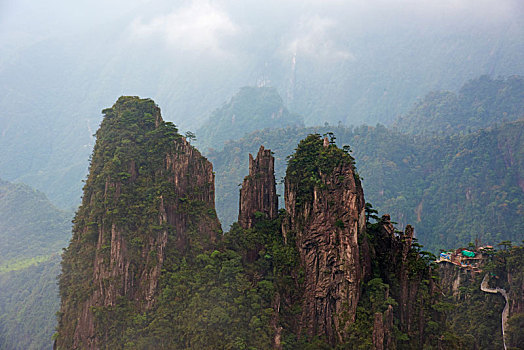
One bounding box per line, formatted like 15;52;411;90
372;303;394;350
370;215;436;343
56;98;221;349
238;145;278;229
165;137;220;250
283;161;366;344
372;312;385;350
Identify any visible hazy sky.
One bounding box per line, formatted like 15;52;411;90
1;0;523;128
0;0;523;208
2;0;523;56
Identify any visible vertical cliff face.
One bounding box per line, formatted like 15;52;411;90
55;124;451;349
55;97;220;349
282;134;366;344
238;145;278;229
368;215;436;344
372;305;394;350
437;244;523;349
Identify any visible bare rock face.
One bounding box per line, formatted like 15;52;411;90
238;145;278;229
55;97;221;349
372;305;394;350
371;215;436;344
165;137;220;250
283;137;366;345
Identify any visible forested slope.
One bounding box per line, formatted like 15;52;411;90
208;120;524;252
439;243;524;350
0;179;70;271
0;256;60;350
195;87;303;152
0;179;71;349
394;75;524;135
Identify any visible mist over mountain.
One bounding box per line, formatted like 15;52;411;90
394;75;524;135
0;1;523;348
1;0;523;209
195;86;303;152
0;179;70;349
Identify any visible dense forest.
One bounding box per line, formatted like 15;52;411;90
195;87;303;152
394;76;524;135
1;73;523;348
0;180;70;269
54;98;455;349
0;256;60;350
439;243;524;349
0;179;70;349
204;77;524;252
208;120;523;252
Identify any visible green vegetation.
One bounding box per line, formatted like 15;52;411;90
57;97;192;348
441;242;524;350
394;75;524;135
0;256;61;350
0;179;70;350
106;214;301;349
196;86;303;152
286;133;356;206
0;254;56;273
356;213;449;349
56;119;450;348
208;119;524;252
203;76;524;252
61;209;446;349
6;73;519;348
56;96;302;348
0;179;71;265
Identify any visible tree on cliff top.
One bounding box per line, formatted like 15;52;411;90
286;133;357;206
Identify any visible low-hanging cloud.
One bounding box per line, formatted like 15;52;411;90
283;15;354;62
129;1;239;55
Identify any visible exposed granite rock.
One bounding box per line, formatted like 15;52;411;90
438;260;476;297
238;145;278;229
372;312;384;350
165;137;220;250
283;150;366;345
370;215;437;344
56;97;221;349
372;305;394;350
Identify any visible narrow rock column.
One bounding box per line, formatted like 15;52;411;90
238;145;278;229
282;137;367;345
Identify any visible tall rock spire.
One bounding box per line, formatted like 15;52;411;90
282;134;367;345
55;97;221;349
238;145;278;229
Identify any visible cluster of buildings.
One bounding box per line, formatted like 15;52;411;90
437;246;493;272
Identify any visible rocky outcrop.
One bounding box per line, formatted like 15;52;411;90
372;305;394;350
165;137;220;250
283;136;366;345
238;145;278;229
56;124;451;349
438;259;476;297
369;215;437;345
55;97;221;349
